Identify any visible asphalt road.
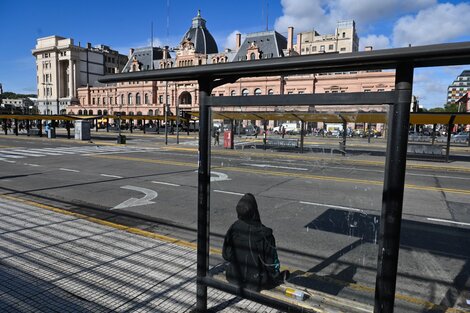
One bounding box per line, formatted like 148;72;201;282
0;133;469;313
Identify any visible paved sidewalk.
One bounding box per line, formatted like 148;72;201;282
0;196;279;313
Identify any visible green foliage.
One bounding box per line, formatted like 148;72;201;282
0;92;36;100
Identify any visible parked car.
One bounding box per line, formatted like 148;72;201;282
273;123;299;135
452;132;469;142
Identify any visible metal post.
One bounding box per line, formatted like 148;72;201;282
26;119;30;136
38;120;43;137
165;81;169;145
300;120;305;153
374;63;413;313
196;79;212;313
130;119;133;133
342;119;347;155
368;122;371;144
445;115;455;163
157;119;160;134
106;118;109;132
431;124;436;145
14;119;18;136
66;121;71;139
95;118;98;132
263;120;267;151
176;102;180;144
143;119;146;134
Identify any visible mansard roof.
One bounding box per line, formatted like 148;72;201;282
122;47;166;72
233;31;287;62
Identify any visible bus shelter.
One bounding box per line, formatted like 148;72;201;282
100;41;470;313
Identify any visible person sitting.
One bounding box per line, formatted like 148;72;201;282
222;193;288;291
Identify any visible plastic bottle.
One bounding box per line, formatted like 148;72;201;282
284;287;306;301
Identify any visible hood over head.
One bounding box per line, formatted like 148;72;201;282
236;193;261;224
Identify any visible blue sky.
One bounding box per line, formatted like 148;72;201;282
1;0;469;108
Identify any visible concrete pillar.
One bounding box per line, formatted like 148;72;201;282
68;59;73;100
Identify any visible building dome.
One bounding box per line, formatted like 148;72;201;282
180;10;218;54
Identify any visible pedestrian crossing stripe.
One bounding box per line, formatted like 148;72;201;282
0;146;154;161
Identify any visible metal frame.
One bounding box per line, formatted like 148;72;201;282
98;41;470;313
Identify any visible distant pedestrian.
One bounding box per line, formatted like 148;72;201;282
223;193;289;291
214;128;220;145
281;126;286;138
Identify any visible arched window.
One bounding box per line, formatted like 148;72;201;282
103;110;108;115
136;93;141;105
250;53;256;60
98;110;102;115
268;89;274;95
120;94;124;105
83;110;87;115
242;89;249;96
128;93;133;105
92;98;95;105
88;110;93;115
137;111;142;115
179;91;192;104
144;93;149;104
103;97;106;105
230;90;236;96
97;97;100;105
148;109;154;116
129;111;134;116
78;110;83;115
254;88;262;96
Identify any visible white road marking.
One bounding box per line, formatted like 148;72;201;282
151;181;181;187
0;153;25;159
2;150;45;157
100;174;123;179
210;171;231;182
24;149;62;156
241;163;308;171
112;185;158;210
300;201;362;212
59;168;80;173
426;218;470;227
2;160;16;163
24;163;41;167
213;190;245;196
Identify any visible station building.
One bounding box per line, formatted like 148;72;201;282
68;11;395;130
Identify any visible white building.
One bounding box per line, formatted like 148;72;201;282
32;36;128;115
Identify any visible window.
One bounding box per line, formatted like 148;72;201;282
98;110;102;115
329;44;334;50
250;53;256;60
320;45;325;52
340;47;346;51
254;88;262;96
92;98;95;105
298;91;304;94
287;91;293;95
342;32;346;38
219;93;224;97
88;110;93;115
128;93;133;105
120;94;124;105
306;47;309;53
364;89;371;92
377;89;385;92
97;98;100;105
110;97;113;105
144;93;149;104
313;46;317;52
103;97;106;105
268;89;274;95
242;89;249;96
136;93;141;105
78;110;83;115
230;90;236;96
159;95;163;104
148;109;154;115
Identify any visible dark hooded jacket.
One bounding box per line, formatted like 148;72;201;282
222;193;280;291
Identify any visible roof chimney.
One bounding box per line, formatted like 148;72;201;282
296;33;302;54
236;33;242;50
287;27;294;52
365;46;373;51
129;48;134;57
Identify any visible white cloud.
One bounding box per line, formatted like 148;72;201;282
413;66;465;109
274;0;437;34
393;3;470;47
223;30;246;50
359;35;391;51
